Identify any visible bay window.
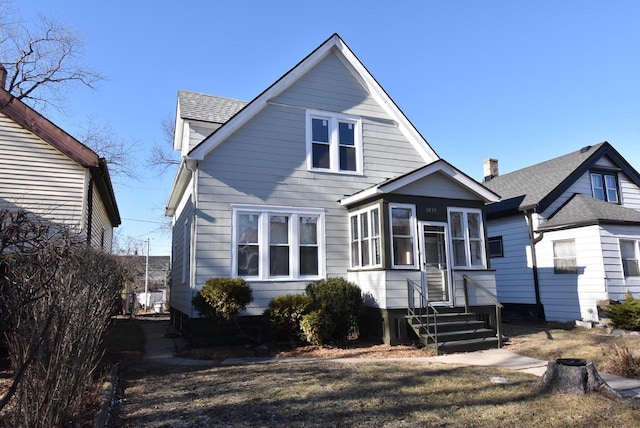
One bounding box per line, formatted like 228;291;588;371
233;206;324;280
349;206;381;268
390;204;417;268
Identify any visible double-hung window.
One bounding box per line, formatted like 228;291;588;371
390;204;418;268
350;206;381;268
591;171;619;203
448;208;486;268
553;239;577;274
620;239;640;277
233;206;324;280
307;110;362;174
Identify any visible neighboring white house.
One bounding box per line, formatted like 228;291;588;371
0;84;120;251
483;142;640;323
166;34;501;349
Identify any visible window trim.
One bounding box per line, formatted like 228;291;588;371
488;236;504;258
389;203;419;269
447;207;487;269
306;109;363;175
182;218;191;284
590;170;619;203
349;205;382;270
620;239;640;278
231;205;325;281
553;239;577;274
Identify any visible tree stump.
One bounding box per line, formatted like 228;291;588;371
540;358;620;397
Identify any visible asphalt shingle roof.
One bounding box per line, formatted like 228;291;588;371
540;194;640;230
178;90;247;124
484;143;606;215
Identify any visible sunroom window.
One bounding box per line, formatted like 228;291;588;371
390;204;417;268
591;172;619;203
232;206;324;280
307;110;362;174
448;208;486;268
349;206;381;268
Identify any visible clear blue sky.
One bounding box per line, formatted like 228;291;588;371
19;0;640;256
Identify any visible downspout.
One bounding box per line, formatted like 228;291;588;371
86;175;94;246
524;208;546;322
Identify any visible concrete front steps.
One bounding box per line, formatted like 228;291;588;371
406;312;500;354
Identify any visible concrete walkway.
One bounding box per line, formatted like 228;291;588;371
139;317;640;399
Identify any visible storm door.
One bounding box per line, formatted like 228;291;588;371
419;222;452;305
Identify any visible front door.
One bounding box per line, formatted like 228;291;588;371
419;223;452;305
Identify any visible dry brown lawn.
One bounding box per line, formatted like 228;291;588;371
107;320;640;427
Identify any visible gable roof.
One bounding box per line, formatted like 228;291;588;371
540;193;640;231
0;88;121;226
187;33;438;162
484;142;640;217
339;159;500;207
177;90;247;124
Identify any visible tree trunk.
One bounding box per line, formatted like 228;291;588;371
540;358;620;397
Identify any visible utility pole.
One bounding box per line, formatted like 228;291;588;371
144;238;150;311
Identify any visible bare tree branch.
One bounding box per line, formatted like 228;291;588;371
0;12;104;111
77;118;140;180
147;114;180;174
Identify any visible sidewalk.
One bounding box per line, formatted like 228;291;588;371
139;317;640;399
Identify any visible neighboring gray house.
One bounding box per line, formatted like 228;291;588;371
484;142;640;323
166;34;501;350
0;85;120;251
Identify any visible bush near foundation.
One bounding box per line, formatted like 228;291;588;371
606;293;640;331
193;277;253;321
265;294;312;340
303;277;363;345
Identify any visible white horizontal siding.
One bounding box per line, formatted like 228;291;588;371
487;215;536;303
599;224;640;301
620;173;640;210
542;173;592;218
0;113;86;231
348;270;386;308
89;184;114;251
536;226;607;322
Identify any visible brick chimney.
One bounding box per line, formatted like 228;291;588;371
483;158;498;182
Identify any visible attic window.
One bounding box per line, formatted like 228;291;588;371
306;110;362;174
590;171;619;203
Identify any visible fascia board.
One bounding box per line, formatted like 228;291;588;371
165;159;192;216
380;161;501;203
333;39;439;164
189;35;340;161
173;102;183;151
339;187;382;207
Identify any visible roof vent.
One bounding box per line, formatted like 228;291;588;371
579;145;592;153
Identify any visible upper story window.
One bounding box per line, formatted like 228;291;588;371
350;206;381;269
232;206;325;280
390;204;418;269
306;110;362;174
590;171;619;203
553;239;577;274
620;239;640;277
448;208;486;268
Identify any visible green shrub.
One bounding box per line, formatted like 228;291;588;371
606;293;640;330
300;310;333;346
305;277;363;343
265;294;313;338
192;277;253;321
